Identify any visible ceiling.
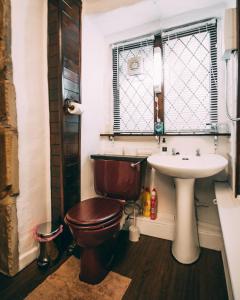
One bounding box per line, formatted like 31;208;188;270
83;0;145;14
83;0;236;36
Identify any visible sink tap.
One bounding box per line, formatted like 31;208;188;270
196;149;200;156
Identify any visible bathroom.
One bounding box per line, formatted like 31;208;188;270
0;0;239;299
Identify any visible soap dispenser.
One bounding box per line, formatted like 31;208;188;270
161;137;168;155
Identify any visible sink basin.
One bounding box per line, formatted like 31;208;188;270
147;154;228;179
147;153;228;264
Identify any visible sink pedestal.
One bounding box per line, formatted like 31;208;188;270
172;178;200;264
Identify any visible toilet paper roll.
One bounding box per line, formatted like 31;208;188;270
67;102;84;115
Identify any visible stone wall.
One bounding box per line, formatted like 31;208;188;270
0;0;19;276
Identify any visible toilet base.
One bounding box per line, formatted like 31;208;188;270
79;237;117;284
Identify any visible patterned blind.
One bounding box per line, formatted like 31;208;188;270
162;19;218;132
112;38;154;134
112;19;218;134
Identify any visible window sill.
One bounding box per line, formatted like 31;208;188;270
100;132;231;138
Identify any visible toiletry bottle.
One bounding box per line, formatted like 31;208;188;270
143;188;151;217
161;138;168;155
154;120;164;135
139;186;145;215
150;188;158;220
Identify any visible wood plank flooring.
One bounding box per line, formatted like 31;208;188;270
112;232;228;300
0;232;228;300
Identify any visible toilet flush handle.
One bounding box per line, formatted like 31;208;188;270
130;159;146;168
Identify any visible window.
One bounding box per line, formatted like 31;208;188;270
162;19;218;132
113;39;155;133
112;19;218;134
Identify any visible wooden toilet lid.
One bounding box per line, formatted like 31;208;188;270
66;197;122;226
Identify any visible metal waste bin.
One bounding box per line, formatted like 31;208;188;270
35;222;63;268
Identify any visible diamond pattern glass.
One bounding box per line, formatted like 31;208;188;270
116;44;154;133
163;31;214;132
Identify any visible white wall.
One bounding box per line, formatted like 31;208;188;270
81;14;110;200
11;0;51;270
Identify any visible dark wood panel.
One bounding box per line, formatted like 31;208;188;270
48;55;59;68
63;45;79;64
62;0;80;25
154;35;164;124
63;78;79;93
48;0;81;224
48;67;59;78
63;67;79;83
64;114;79;124
48;46;59;58
49;101;59;112
48;0;64;225
51;164;61;176
50;123;60;134
63;57;80;74
48;34;59;46
63;89;79;101
48;21;59;35
49;89;59;101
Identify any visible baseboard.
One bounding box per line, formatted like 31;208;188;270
136;214;223;251
198;222;223;251
136;215;175;241
19;246;39;271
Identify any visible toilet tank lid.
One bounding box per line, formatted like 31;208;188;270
90;154;147;163
65;197;122;226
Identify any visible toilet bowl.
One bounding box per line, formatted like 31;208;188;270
65;157;144;284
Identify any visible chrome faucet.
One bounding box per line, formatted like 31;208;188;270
196;149;200;156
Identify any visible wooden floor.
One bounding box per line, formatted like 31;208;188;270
113;232;228;300
0;232;228;300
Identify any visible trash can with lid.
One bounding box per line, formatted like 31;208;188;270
35;222;63;268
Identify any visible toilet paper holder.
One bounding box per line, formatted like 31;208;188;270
63;98;77;112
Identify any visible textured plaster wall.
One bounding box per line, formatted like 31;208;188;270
11;0;51;270
81;14;110;200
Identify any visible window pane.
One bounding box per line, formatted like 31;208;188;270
113;43;154;133
163;27;217;132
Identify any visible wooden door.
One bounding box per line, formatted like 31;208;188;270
48;0;81;223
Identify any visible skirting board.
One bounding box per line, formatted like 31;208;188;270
19;246;39;271
135;214;223;251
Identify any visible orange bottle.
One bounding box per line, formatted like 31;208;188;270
143;188;151;217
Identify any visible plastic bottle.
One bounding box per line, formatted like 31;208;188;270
161;137;168;155
143;188;151;217
150;188;158;220
139;186;145;214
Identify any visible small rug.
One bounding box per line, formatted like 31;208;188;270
25;256;131;300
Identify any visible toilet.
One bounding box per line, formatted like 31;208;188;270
65;157;143;284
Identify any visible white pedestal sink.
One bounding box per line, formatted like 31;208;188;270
147;154;228;264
